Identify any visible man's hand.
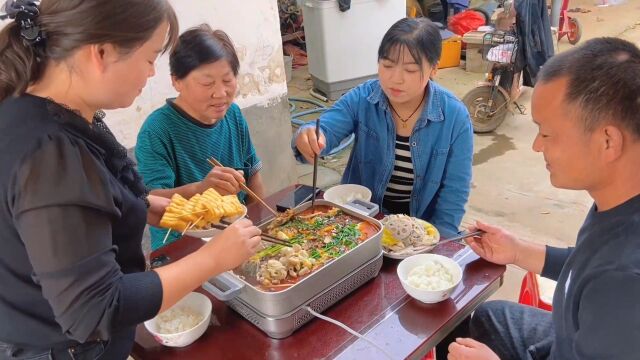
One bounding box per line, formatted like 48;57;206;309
466;221;522;266
448;338;500;360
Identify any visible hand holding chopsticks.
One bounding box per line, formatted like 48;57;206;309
217;219;292;247
293;121;327;165
202;163;246;195
207;157;278;216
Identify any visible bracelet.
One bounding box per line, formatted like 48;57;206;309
143;195;151;208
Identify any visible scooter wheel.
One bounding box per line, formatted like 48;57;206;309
462;85;509;133
567;17;582;45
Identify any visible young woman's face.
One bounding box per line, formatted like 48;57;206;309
172;59;238;123
96;21;169;109
378;46;437;104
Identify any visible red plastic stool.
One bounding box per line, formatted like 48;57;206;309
518;272;553;311
421;349;436;360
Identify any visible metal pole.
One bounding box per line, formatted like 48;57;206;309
550;0;562;28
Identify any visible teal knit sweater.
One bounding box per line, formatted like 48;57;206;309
136;100;261;249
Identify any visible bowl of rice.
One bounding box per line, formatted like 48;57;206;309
397;254;462;303
144;292;212;347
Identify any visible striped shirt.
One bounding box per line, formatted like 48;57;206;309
383;135;414;215
136;99;262;249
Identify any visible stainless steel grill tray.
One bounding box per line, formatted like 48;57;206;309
203;200;383;317
221;251;383;339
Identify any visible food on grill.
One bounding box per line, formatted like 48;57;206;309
257;244;316;286
238;205;378;291
267;209;295;229
159;189;244;232
406;260;454;291
381;214;438;252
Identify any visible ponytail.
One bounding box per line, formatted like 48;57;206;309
0;0;45;101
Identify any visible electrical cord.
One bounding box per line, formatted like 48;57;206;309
303;306;396;360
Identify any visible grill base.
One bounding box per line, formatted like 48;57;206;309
226;251;383;339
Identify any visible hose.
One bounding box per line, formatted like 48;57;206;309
288;97;355;156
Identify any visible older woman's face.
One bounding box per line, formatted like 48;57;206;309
172;59;237;123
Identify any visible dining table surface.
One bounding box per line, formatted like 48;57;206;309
132;185;506;360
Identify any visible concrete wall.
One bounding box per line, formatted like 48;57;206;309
1;1;298;195
106;0;298;194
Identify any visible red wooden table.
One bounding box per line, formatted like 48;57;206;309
132;186;506;360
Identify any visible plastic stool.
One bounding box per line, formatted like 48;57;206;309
421;349;436;360
518;272;553;311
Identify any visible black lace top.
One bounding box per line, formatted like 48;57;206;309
43;99;149;203
0;94;162;358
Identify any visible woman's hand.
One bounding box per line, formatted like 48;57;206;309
200;166;245;195
202;219;262;271
295;127;326;164
448;338;500;360
153;218;262;313
146;194;170;227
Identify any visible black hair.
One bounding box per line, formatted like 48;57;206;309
0;0;178;101
378;17;442;71
538;37;640;137
170;24;240;80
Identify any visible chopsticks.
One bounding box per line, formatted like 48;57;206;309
311;119;320;209
435;230;485;247
212;222;292;247
207;157;278;216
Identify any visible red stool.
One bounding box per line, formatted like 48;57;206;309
518;272;553;311
421;349;436;360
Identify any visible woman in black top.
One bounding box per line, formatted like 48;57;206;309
0;1;262;359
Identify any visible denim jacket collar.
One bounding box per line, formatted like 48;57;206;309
366;80;445;128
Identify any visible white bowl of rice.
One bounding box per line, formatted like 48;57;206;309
144;292;212;347
397;254;462;303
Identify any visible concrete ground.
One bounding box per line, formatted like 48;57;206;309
287;0;640;302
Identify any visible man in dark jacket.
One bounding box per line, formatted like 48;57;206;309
447;37;640;360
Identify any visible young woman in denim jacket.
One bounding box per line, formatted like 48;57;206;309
293;18;473;237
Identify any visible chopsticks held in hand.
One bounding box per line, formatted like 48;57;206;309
213;221;292;247
311;119;320;209
207;157;278;216
435;230;486;247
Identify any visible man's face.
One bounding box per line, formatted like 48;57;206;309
531;78;602;190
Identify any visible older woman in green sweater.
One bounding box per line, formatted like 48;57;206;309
136;24;264;250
